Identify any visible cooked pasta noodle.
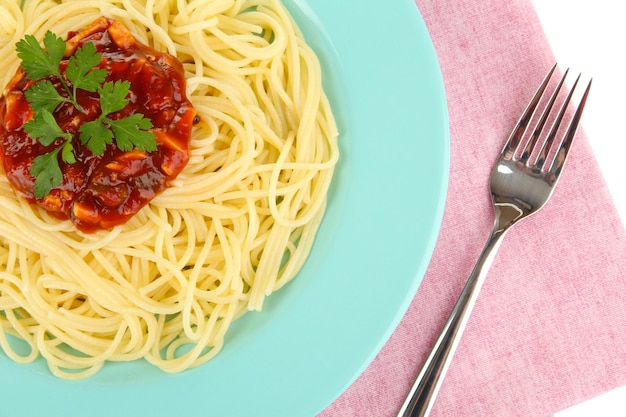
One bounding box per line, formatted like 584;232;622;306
0;0;338;379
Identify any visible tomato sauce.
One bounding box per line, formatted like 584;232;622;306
0;18;197;233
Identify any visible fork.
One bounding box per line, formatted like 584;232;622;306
397;64;592;417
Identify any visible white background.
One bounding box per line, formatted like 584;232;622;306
530;1;626;416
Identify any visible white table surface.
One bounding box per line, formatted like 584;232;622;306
530;1;626;415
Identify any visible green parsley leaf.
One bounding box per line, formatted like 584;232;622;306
16;32;65;80
99;80;131;115
79;80;157;155
66;42;107;93
30;148;63;199
79;119;114;155
108;114;157;152
43;31;66;68
24;80;67;113
23;109;72;146
61;140;76;164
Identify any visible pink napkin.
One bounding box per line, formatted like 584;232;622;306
319;0;626;416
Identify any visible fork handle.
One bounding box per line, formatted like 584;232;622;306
397;224;510;417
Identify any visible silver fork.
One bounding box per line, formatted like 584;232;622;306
397;64;592;417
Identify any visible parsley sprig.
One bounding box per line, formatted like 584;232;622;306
15;31;157;199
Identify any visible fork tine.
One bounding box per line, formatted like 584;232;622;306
501;63;557;160
521;68;569;164
548;77;592;177
534;71;578;169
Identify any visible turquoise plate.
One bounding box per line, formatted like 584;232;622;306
0;0;449;416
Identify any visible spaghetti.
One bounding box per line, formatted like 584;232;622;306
0;0;338;379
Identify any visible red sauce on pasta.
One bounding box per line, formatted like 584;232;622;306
0;18;197;232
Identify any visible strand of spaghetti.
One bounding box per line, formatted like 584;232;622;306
119;0;177;54
274;201;327;291
0;2;22;74
181;220;216;339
